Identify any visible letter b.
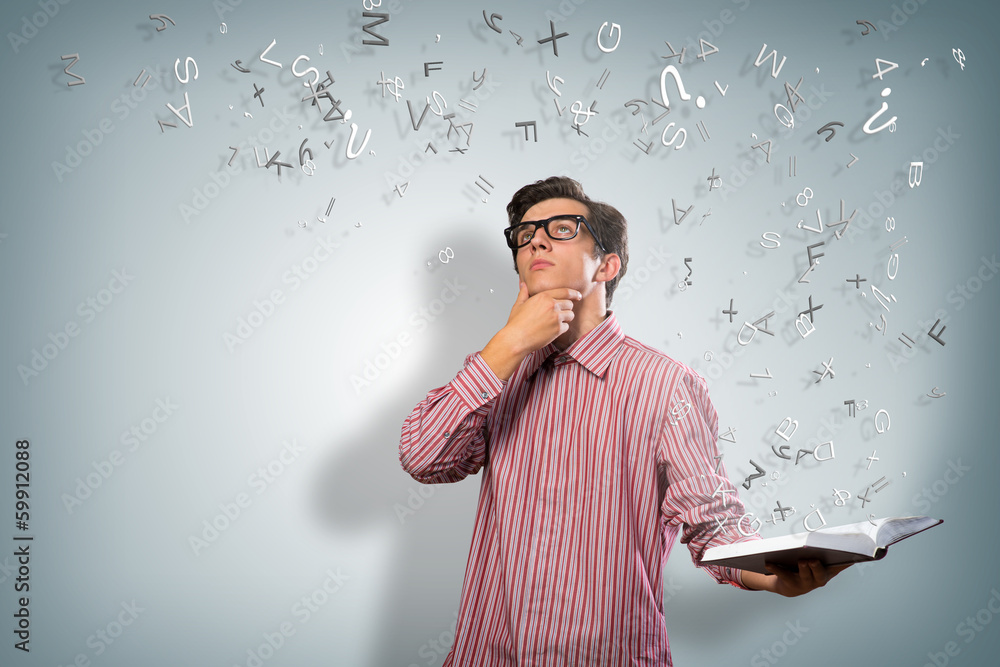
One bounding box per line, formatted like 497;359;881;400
92;459;114;479
219;501;242;520
703;17;724;37
84;127;105;147
211;169;231;189
201;519;219;540
63;144;81;169
406;487;425;511
775;417;798;441
926;651;950;667
39;0;60;17
30;349;49;371
795;313;816;338
236;317;254;339
191;187;209;210
74;477;93;500
875;188;895;210
716;350;734;371
48;330;70;349
265;631;285;649
20;16;39;39
254;299;275;318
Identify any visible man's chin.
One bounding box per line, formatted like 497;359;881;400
522;275;553;295
526;279;574;297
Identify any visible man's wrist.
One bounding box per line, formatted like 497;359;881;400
740;570;775;592
481;328;527;381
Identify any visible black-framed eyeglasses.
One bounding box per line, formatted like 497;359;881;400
503;215;607;253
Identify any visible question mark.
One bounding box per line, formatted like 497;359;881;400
659;65;706;110
683;257;693;285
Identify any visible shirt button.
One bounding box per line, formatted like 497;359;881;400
481;391;489;399
443;431;450;438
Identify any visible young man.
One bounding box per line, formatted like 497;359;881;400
399;177;846;666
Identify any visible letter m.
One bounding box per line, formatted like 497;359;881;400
754;43;786;79
362;12;389;47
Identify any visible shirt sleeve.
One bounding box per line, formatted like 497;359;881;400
658;370;762;590
399;352;505;484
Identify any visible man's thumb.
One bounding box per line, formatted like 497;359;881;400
516;281;529;302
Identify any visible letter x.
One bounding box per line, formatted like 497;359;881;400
537;20;569;56
813;357;835;383
799;295;824;323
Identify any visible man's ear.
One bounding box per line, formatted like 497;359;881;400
595;253;621;283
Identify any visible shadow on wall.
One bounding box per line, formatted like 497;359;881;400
309;228;512;666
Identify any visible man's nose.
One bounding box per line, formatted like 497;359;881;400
529;227;551;250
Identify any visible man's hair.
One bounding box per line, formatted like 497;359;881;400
506;176;629;307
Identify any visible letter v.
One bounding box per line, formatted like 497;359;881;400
406;99;431;131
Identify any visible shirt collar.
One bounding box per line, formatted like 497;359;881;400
524;311;624;380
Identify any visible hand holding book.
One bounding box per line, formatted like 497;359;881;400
740;559;853;597
703;516;943;587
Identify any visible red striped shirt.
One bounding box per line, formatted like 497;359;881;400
400;313;759;666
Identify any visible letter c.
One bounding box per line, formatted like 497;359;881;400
440;287;456;304
783;629;797;645
118;610;134;626
597;22;621;53
886;253;899;280
737;513;761;536
279;448;295;465
313;245;330;262
980;265;994;282
774;104;794;128
988;596;1000;614
874;409;890;434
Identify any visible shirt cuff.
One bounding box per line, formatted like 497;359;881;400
450;352;505;412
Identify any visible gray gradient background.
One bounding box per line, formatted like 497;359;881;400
2;0;998;665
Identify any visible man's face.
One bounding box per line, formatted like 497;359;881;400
515;197;612;299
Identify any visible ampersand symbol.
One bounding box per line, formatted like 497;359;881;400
570;100;598;126
832;488;852;507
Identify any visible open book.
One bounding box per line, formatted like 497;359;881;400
701;516;942;575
